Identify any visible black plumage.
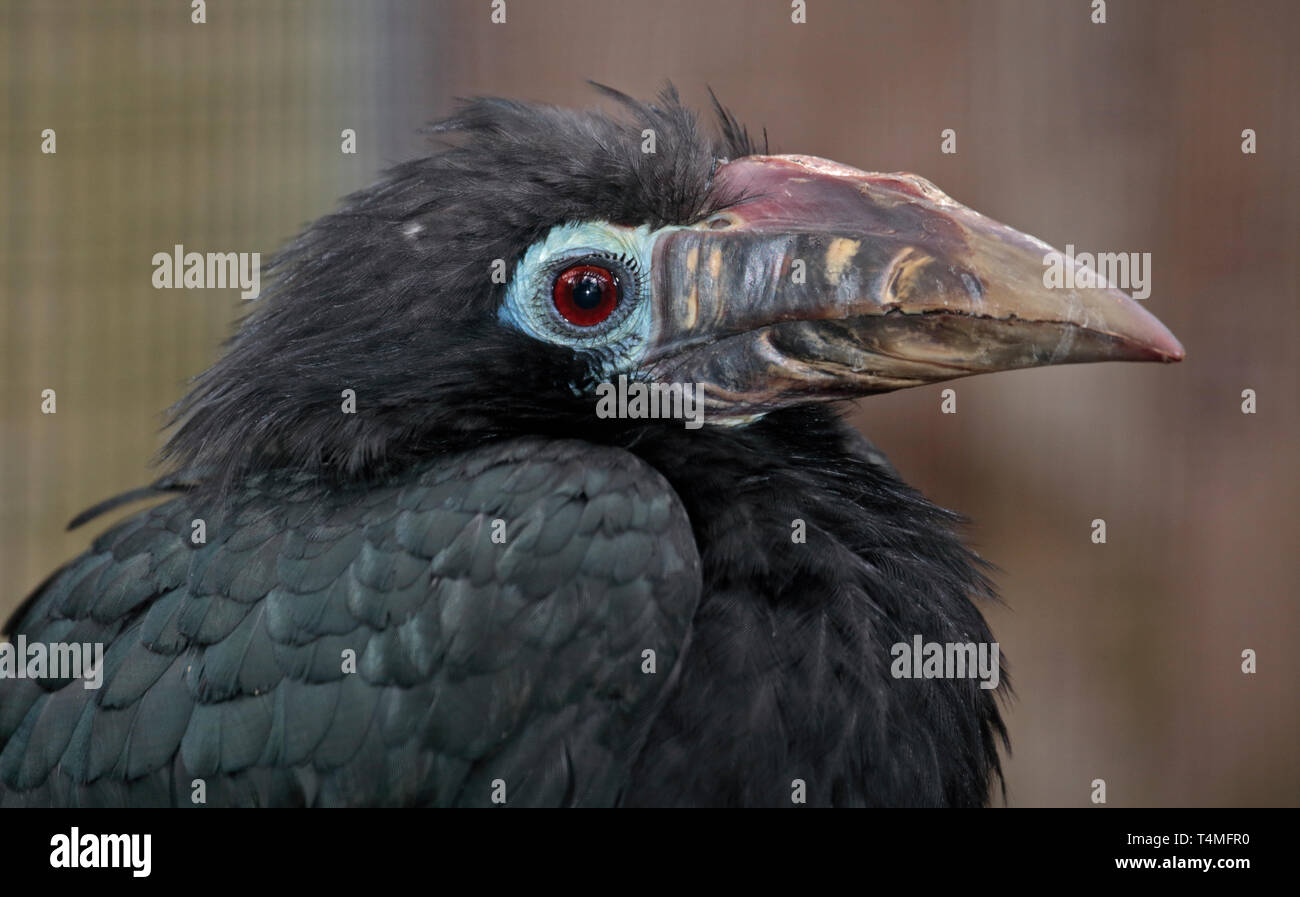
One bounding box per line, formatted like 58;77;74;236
1;87;1182;806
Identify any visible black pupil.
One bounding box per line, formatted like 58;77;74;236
572;273;608;309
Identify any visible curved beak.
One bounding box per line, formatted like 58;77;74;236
645;154;1183;417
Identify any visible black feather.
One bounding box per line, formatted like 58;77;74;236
3;87;1008;807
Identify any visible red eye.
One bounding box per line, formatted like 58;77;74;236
553;264;620;326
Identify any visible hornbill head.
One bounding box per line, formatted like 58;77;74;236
164;86;1182;484
501;152;1183;422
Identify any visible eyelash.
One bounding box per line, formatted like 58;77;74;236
551;250;640;278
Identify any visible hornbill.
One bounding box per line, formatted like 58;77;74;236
0;87;1182;807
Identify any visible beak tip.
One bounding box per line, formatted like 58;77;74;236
1099;289;1184;364
1136;318;1186;363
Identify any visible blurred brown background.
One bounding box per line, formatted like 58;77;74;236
1;0;1295;806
